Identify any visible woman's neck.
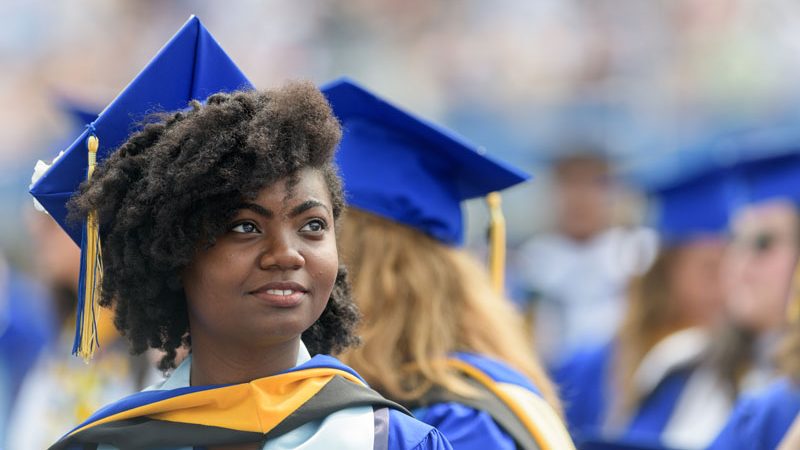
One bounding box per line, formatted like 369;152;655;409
189;336;301;386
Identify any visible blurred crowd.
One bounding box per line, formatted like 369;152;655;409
5;0;800;448
5;0;800;247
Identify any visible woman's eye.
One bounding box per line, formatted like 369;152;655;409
230;222;260;234
300;219;327;233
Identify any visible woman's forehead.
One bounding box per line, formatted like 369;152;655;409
736;202;798;232
252;168;332;209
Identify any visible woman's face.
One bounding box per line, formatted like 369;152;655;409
182;168;338;351
723;201;799;333
669;238;727;328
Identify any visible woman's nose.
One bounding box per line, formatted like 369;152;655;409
258;233;305;270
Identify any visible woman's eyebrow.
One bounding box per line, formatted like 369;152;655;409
289;199;330;218
237;203;273;218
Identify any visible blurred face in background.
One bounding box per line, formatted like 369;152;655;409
723;201;799;333
26;210;80;322
26;211;80;289
553;155;613;241
670;238;727;328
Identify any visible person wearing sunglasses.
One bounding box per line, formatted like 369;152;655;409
719;199;799;387
709;151;800;449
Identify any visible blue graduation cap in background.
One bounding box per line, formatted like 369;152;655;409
739;152;800;206
55;96;101;128
29;15;253;360
321;77;529;247
698;125;800;207
649;167;744;243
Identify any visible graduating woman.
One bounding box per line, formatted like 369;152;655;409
31;18;451;450
707;152;800;450
708;254;800;450
708;150;800;408
323;78;575;450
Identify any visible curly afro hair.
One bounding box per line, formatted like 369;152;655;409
68;81;360;370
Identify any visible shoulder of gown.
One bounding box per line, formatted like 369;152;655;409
417;352;574;449
708;377;800;450
415;401;516;450
552;341;614;436
388;409;453;450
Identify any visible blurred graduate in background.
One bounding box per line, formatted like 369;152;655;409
0;239;54;442
713;149;800;398
554;165;740;449
0;99;93;445
516;147;657;364
709;150;800;449
327;78;575;450
5;96;162;450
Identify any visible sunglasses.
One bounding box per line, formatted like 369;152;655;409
733;231;795;254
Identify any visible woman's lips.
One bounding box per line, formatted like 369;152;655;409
249;281;308;308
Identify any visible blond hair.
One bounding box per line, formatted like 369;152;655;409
778;262;800;383
338;209;560;411
613;247;686;420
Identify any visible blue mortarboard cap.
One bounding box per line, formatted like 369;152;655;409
30;15;253;244
47;98;100;164
739;152;800;206
321;77;530;245
699;125;800;206
55;96;100;127
650;168;744;242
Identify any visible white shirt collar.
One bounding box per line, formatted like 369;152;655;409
147;340;312;391
633;327;711;396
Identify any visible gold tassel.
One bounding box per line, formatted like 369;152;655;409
76;135;103;361
487;192;506;296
